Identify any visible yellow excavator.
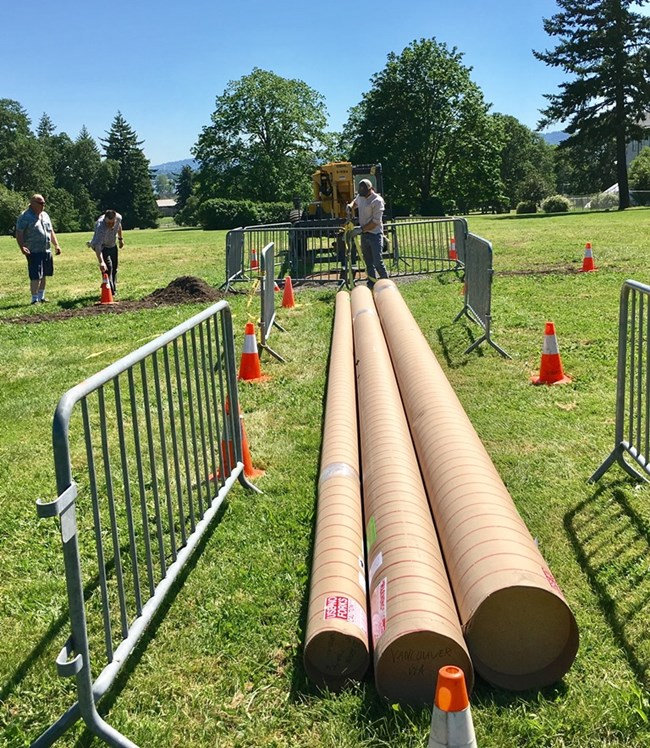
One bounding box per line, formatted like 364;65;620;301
307;162;383;220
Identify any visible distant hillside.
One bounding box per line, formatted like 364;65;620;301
151;158;198;174
541;131;568;145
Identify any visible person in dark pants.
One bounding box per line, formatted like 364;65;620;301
348;179;388;289
15;194;62;304
89;210;124;295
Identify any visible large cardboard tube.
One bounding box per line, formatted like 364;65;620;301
373;279;579;691
351;285;473;704
304;291;370;689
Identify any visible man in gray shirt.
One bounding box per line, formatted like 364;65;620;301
15;194;62;304
89;209;124;295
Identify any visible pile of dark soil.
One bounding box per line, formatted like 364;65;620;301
4;276;225;324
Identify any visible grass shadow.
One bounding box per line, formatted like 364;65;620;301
564;478;650;684
436;322;482;369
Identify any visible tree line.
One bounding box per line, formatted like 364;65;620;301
0;104;158;234
2;1;649;234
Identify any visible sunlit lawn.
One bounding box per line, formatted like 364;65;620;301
2;210;650;746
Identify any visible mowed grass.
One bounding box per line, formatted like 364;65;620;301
2;210;650;746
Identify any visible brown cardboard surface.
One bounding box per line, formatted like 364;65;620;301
304;292;370;689
373;279;579;691
351;286;474;703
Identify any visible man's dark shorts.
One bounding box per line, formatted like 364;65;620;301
26;251;54;280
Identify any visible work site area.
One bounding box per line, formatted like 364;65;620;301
3;199;650;747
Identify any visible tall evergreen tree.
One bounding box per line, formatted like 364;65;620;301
0;99;52;193
534;0;650;210
100;112;158;229
175;164;195;211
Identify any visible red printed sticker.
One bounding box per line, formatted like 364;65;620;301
371;578;387;644
324;595;368;635
542;567;560;592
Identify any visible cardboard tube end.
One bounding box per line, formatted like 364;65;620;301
465;586;579;690
375;630;474;705
303;629;370;690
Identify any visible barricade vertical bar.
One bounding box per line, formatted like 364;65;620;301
98;385;129;641
198;323;219;483
190;327;211;508
636;294;644;454
163;345;188;547
182;333;204;517
113;375;144;617
81;397;114;661
645;300;650;465
628;291;637;450
140;358;167;578
128;366;156;597
152;350;178;563
205;320;224;484
174;338;197;532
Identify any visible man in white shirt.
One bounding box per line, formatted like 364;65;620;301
89;209;124;295
349;179;388;288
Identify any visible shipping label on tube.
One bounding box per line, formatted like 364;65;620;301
324;595;368;635
369;551;383;586
371;578;387;644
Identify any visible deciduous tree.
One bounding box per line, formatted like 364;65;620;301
535;0;650;210
345;38;503;214
194;68;329;202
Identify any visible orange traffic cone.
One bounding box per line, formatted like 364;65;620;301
238;322;269;382
274;280;281;292
578;242;597;272
240;413;264;479
250;248;259;272
531;321;572;385
448;237;458;262
99;273;114;304
282;275;295;308
428;666;477;748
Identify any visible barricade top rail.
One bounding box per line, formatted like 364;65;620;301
56;300;231;413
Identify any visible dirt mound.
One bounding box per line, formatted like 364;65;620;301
4;276;225;324
145;276;223;304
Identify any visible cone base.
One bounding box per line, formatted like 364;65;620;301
244;466;265;479
238;374;271;383
577;267;597;273
530;374;572;385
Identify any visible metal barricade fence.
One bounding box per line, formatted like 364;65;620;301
454;233;509;358
34;301;257;748
259;242;285;362
225;227;245;286
224;217;468;289
591;280;650;483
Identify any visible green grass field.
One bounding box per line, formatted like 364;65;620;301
2;210;650;747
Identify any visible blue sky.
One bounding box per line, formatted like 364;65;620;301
2;1;644;166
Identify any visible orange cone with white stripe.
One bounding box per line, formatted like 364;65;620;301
531;321;571;385
250;248;259;272
238;322;269;382
428;666;477;748
282;275;295;308
578;242;597;272
449;237;458;262
99;273;115;305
